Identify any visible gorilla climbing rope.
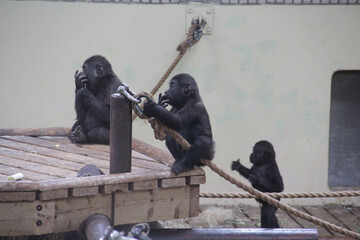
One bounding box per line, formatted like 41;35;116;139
132;17;207;121
129;91;360;240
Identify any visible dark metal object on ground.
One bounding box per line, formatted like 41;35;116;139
81;214;112;240
110;93;132;174
149;228;318;240
77;164;105;177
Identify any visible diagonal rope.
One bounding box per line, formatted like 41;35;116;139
131;93;360;239
132;22;204;121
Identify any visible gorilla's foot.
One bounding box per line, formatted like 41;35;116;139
69;125;88;143
171;161;192;175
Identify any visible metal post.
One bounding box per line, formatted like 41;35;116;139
110;93;132;174
149;228;318;240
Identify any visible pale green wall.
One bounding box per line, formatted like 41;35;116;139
0;1;359;205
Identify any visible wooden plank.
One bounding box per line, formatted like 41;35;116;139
15;137;162;169
0;180;39;192
0;191;36;201
54;194;111;233
0;146;85;172
160;177;186;188
189;185;199;217
325;205;360;232
187;175;206;185
131;180;158;191
0;127;70;136
37;168;204;191
0;173;8;181
100;183;128;194
291;206;332;236
232;205;258;228
0;155;75;179
39;189;68;201
303;206;343;235
113;186;190;225
43;136;110;152
276;209;303;228
132;158;170;171
0;138;110;169
70;186;99;197
0;200;55;236
0;138;159;173
0;163;52;181
349;206;360;219
2;136;110;160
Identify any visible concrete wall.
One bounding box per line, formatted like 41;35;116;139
0;0;359;205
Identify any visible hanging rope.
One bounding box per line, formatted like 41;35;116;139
132;18;207;121
200;190;360;199
130;91;360;240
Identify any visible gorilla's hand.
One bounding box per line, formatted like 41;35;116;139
143;99;158;117
78;87;92;99
158;93;170;108
231;159;241;171
75;70;88;89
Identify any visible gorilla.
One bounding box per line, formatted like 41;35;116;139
143;73;215;175
69;55;122;145
231;140;284;228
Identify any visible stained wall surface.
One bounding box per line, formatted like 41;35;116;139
0;0;359;205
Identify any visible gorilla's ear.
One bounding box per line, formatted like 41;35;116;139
96;64;104;75
183;83;191;95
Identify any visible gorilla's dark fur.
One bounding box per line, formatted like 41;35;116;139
232;140;284;228
69;55;122;144
143;73;215;175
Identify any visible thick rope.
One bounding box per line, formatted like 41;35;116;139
132;23;203;121
200;190;360;199
132;95;360;239
201;160;360;239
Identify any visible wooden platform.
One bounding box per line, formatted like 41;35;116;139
0;135;205;236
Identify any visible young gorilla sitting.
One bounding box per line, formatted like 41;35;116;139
231;140;284;228
68;55;122;145
143;73;215;175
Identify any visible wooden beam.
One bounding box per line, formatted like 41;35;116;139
54;194;111;233
39;189;68;201
130;180;158;191
0;128;70;136
159;177;186;188
36;168;204;192
113;186;190;225
0;200;55;236
0;191;36;202
189;185;200;217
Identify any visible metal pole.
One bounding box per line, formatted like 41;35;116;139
110;93;132;174
149;228;318;240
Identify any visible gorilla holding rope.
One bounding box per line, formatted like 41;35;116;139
143;73;215;175
232;140;284;228
69;55;122;145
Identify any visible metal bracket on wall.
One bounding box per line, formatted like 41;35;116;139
186;5;214;35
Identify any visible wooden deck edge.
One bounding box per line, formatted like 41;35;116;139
0;168;205;192
0;127;71;137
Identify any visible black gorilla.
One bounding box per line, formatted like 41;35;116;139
231;140;284;228
143;73;215;175
69;55;122;144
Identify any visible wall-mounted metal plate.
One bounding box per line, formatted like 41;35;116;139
186;5;214;35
